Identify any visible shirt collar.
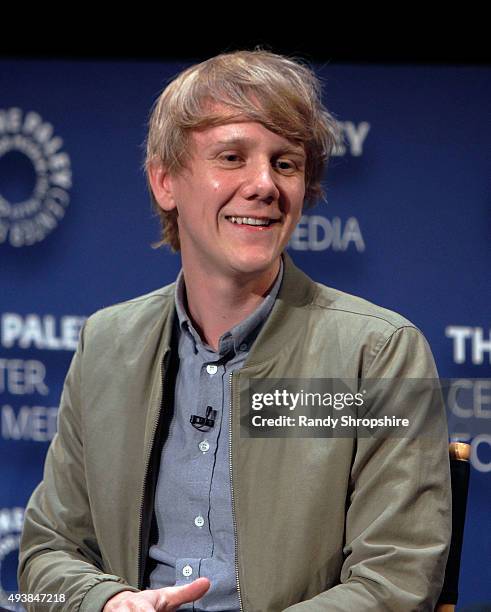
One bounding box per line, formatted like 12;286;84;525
174;256;284;357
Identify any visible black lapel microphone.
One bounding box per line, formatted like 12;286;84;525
190;405;217;430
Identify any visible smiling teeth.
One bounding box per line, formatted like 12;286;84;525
228;216;271;226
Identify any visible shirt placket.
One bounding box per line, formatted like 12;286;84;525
176;343;225;611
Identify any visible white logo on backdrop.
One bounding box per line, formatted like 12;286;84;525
289;215;365;252
0;507;24;611
445;326;491;365
0;107;72;247
333;121;371;157
0;313;85;351
286;121;369;253
445;325;491;473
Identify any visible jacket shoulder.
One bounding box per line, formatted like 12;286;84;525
311;282;416;333
305;282;435;377
82;283;176;345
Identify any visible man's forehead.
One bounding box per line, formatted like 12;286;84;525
190;121;305;154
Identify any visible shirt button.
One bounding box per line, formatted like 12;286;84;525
199;440;210;453
194;515;205;528
206;364;218;375
182;565;193;577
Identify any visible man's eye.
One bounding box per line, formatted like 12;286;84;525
275;160;296;172
219;153;241;163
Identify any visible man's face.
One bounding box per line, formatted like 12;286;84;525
153;119;306;280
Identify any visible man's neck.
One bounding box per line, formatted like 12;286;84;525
181;258;281;351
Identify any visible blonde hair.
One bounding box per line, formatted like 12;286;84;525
143;48;340;251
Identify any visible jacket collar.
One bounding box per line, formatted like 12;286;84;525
157;250;317;364
244;251;317;366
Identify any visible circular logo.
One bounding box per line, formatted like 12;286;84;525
0;507;24;611
0;108;72;247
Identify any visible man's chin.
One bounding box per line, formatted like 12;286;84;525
226;251;281;278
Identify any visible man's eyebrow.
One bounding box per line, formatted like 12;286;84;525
209;137;306;157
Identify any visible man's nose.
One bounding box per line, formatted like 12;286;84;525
240;161;280;204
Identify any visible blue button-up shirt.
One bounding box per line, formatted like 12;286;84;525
148;258;284;611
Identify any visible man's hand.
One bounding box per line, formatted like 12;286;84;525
103;577;211;611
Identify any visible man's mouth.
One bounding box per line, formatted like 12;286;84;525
225;215;280;227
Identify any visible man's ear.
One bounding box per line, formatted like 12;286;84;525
148;161;177;212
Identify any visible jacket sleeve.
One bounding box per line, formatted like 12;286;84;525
17;324;139;612
284;326;452;612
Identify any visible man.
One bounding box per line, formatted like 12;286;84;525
18;50;451;611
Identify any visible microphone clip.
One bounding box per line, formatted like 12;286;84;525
190;406;216;430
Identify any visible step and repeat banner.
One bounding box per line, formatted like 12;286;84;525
0;58;490;609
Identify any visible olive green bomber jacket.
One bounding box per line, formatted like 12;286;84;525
18;252;451;611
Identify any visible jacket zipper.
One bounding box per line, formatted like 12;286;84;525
137;352;168;589
136;358;243;608
229;371;244;612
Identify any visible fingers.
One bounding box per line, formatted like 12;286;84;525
103;578;212;612
103;589;157;611
157;577;211;609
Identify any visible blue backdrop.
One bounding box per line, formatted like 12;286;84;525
1;58;490;610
